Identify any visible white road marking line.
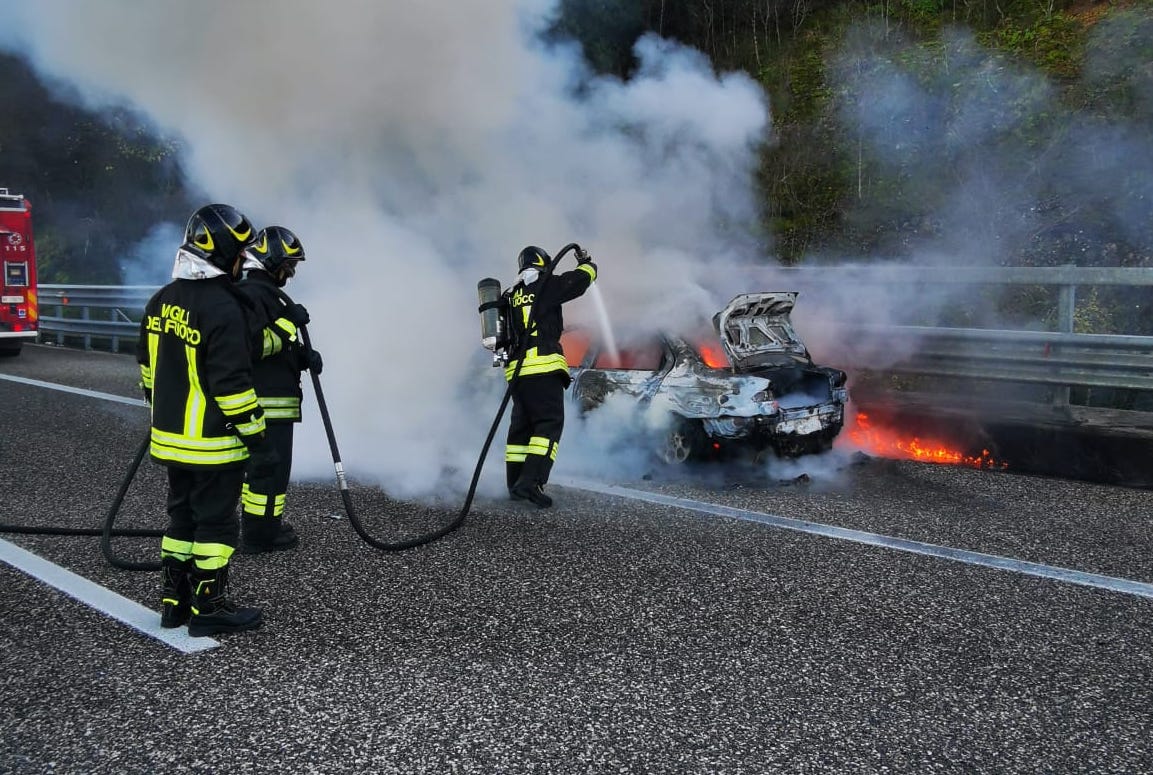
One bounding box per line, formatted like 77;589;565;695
557;477;1153;600
0;373;147;406
0;538;218;653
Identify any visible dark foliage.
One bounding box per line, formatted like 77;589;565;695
0;52;194;283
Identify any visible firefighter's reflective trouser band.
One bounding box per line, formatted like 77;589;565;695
160;535;193;562
242;423;294;518
191;542;235;571
505;436;559;463
242;485;286;518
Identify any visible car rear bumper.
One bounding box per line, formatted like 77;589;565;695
704;403;845;441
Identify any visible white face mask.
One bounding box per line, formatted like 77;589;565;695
171;248;227;280
518;267;540;285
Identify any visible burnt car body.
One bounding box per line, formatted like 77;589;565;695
567;292;849;463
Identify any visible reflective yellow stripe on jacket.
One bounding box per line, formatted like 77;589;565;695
273;317;298;344
504;348;570;381
259;395;302;421
262;328;285;357
150;427;248;466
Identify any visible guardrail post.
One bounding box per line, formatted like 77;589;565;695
81;305;91;351
109;307;120;353
1054;271;1076;407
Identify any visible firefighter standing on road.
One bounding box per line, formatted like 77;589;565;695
137;203;278;637
236;225;321;553
504;245;597;508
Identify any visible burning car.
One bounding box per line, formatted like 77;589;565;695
565;292;849;463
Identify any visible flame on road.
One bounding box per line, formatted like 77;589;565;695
842;411;1008;469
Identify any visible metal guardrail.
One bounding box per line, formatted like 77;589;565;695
777;266;1153;403
844;325;1153;391
34;268;1153;402
37;285;155;353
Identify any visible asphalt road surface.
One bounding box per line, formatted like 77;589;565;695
2;344;1151;774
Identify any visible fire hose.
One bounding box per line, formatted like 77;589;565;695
4;242;585;567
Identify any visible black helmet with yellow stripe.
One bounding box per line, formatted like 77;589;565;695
517;245;550;273
246;226;306;286
183;204;255;273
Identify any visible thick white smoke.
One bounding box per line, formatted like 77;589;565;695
0;1;771;496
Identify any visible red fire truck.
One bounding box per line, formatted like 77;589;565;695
0;187;39;356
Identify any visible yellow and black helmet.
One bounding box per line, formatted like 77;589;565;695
183;204;255;271
517;245;550;272
246;225;306;281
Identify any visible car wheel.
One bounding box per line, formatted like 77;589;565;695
0;342;21;357
657;417;707;465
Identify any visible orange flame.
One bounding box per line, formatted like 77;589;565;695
561;330;590;367
690;337;730;369
842;412;1007;469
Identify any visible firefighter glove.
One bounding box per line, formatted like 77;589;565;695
283;303;310;327
306;348;323;375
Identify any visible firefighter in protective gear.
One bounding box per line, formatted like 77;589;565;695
236;225;322;554
504;245;597;508
137;203;273;637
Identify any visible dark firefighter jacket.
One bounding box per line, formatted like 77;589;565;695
136;276;265;468
504;262;597;381
238;270;307;423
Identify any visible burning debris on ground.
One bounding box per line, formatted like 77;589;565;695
843;411;1009;470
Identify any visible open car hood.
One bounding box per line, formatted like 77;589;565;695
712;292;809;367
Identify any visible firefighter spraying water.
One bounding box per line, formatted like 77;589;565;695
477;244;598;508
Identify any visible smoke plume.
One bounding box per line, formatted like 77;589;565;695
8;4;1148;492
0;1;771;495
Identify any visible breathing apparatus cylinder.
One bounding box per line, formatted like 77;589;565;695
477;278;508;366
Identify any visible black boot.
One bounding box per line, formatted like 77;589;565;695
160;556;192;629
510;481;553;508
510;455;553;508
506;460;524;493
238;515;300;555
187;564;263;637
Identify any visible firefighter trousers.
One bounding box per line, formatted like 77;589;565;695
162;466;244;566
241;422;295;519
506;371;568;490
